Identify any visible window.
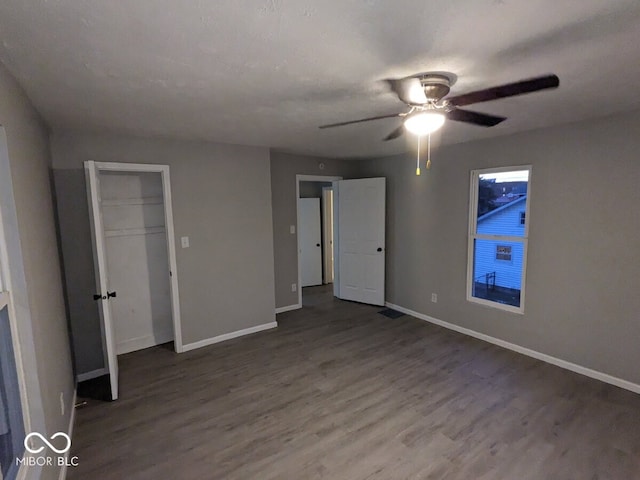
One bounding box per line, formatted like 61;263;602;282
496;245;512;261
0;306;26;480
0;193;26;479
467;166;530;313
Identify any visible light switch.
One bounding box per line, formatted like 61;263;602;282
290;225;296;234
181;236;190;248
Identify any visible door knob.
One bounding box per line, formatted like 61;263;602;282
93;294;106;301
316;243;320;247
377;247;383;252
107;291;117;299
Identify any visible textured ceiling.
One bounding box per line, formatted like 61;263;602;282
1;1;639;158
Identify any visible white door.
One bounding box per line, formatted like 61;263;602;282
299;198;322;287
85;161;119;400
99;171;173;355
335;178;386;305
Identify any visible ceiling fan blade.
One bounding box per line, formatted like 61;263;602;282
383;125;404;141
319;113;403;129
447;74;559;107
447;108;507;127
386;77;427;105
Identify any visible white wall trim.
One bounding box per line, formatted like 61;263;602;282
386;302;640;395
275;303;301;314
58;389;77;480
76;368;108;383
182;322;278;352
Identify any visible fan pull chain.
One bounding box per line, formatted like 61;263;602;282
416;135;421;176
426;133;432;170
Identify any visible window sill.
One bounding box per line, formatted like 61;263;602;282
467;294;524;315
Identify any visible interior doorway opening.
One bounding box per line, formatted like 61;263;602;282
296;175;341;307
99;170;174;355
295;175;386;311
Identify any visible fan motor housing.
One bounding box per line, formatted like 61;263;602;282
420;74;451;101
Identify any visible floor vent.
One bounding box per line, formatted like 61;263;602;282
378;308;405;319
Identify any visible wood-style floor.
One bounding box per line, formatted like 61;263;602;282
69;286;640;479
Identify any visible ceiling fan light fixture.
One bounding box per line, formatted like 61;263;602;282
404;111;445;136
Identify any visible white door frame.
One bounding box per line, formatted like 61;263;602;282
296;175;342;307
87;161;183;355
321;186;334;284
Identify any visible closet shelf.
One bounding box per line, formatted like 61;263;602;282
104;226;166;238
101;196;164;207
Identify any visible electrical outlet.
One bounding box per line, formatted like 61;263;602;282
60;392;65;416
431;293;438;303
181;236;190;248
290;225;296;234
291;283;297;292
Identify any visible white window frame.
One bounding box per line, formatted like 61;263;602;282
0;204;9;309
0;127;37;480
1;224;34;480
0;203;30;480
466;165;532;314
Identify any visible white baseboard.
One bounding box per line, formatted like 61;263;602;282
58;388;77;480
76;368;108;383
182;322;278;352
275;303;301;314
386;302;640;395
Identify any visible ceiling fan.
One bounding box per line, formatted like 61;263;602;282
318;73;560;140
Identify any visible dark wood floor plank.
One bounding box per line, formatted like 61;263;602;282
69;285;640;479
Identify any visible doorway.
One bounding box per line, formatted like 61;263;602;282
296;175;341;306
296;176;387;310
99;170;174;354
85;161;181;400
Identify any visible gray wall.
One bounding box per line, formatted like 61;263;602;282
358;110;640;385
51;131;275;373
0;62;74;480
270;152;359;308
